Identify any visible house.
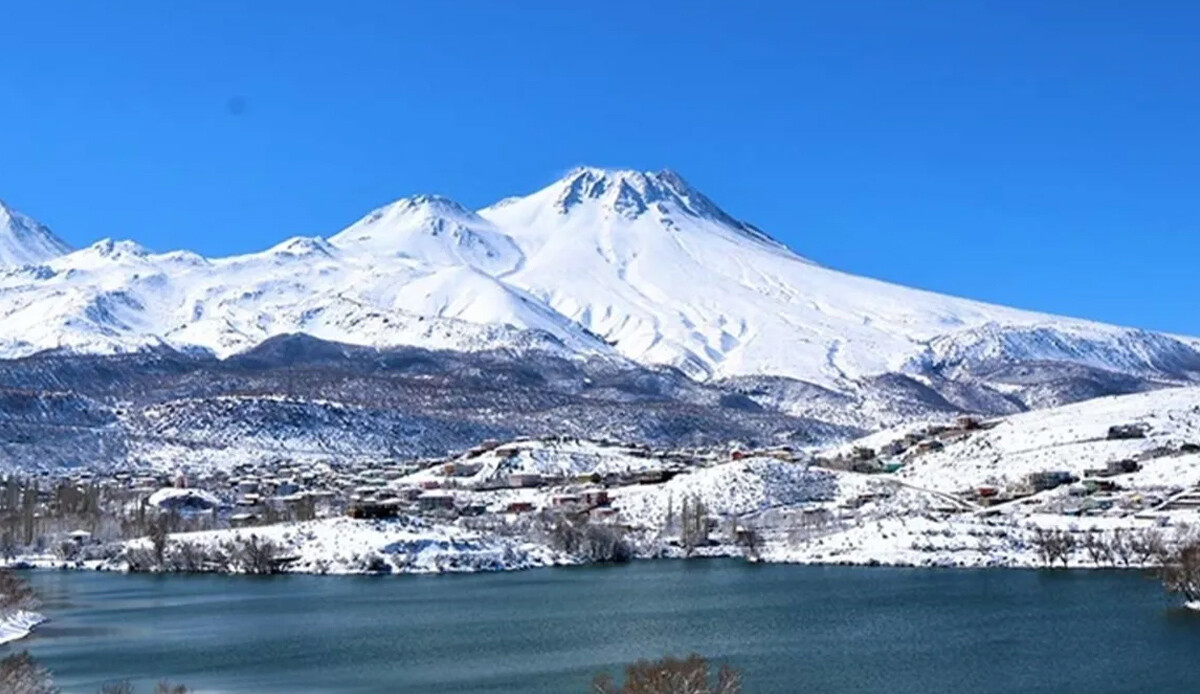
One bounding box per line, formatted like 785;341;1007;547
505;501;535;514
416;491;456;512
552;493;582;508
581;488;610;507
1107;424;1148;440
506;472;543;488
459;501;488;517
1082;479;1120;494
236;493;262;508
955;415;981;430
451;460;484;477
148;487;222;514
393;486;424;502
589;506;619;521
274;479;300;497
975;485;1000;499
464;440;502;458
1028;470;1075;491
348;499;402;520
1105;459;1141;475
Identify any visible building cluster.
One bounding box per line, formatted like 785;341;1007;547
818;415;996;474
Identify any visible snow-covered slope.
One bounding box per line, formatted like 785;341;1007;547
0;200;70;266
1;169;1197;399
835;385;1200;494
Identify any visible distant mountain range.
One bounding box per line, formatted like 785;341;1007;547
2;168;1199;467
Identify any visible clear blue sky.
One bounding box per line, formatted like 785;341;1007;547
2;2;1198;334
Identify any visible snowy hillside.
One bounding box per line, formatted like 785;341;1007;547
0;200;70;267
0;339;835;470
2;168;1198;404
833;385;1200;494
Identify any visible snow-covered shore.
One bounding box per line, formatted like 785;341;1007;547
0;610;45;646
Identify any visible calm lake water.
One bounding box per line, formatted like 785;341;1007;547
12;561;1200;694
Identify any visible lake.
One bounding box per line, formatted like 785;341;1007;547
13;561;1200;693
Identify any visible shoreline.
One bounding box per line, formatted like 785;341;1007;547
0;610;45;646
8;542;1170;576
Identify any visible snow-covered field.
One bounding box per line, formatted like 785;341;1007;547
130;516;574;575
881;386;1200;492
612;458;839;529
397;437;672;490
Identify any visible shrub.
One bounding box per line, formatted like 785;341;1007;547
228;535;281;575
592;654;741;694
0;651;57;694
0;569;38;615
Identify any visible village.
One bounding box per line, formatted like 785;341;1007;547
2;386;1200;575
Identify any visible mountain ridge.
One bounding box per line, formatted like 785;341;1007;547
0;199;72;267
1;168;1197;414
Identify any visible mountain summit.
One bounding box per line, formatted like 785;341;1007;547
1;168;1198;416
482;167;789;253
0;200;71;267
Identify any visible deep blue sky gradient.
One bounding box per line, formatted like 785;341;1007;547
2;2;1198;333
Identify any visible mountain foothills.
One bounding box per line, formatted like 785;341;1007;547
2;167;1200;467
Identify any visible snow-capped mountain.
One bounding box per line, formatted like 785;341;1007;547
1;167;1198;403
0;200;71;267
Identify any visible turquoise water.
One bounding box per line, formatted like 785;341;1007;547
14;561;1200;693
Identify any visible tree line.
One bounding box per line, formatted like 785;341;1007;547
1029;525;1200;606
124;528;285;575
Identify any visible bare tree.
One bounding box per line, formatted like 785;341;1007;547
1131;528;1166;566
230;535;280;575
0;651;57;694
1161;538;1200;605
147;519;169;570
1081;530;1113;567
1050;529;1076;568
680;495;710;557
540;512;630;563
166;541;207;573
591;654;741;694
1110;529;1135;568
0;569;38;615
0;532;17;564
735;521;763;561
546;512;585;556
122;545;158;573
582;523;632;563
1029;527;1074;568
1030;527;1056;568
